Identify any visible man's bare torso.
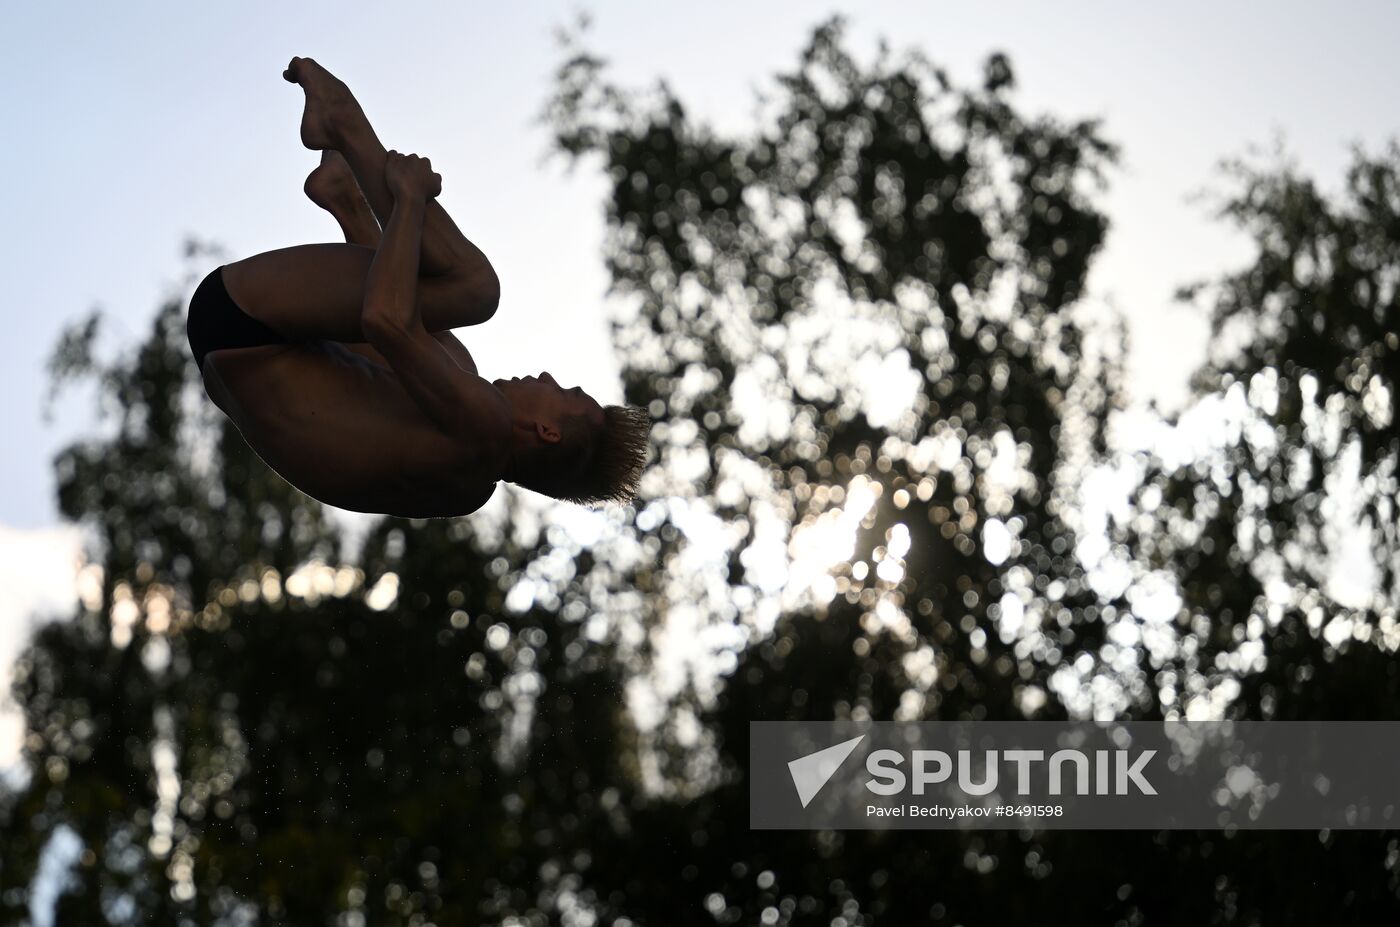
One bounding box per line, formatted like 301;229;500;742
202;341;499;518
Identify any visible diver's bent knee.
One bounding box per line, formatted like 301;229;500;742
444;269;500;327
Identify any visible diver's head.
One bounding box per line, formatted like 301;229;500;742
492;372;651;505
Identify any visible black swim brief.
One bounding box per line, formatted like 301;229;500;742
187;266;288;371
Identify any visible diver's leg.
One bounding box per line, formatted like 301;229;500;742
305;151;380;247
303;151;389;364
301;156;478;372
220;242;488;344
284;56;498;325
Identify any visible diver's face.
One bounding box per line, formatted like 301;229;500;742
496;372;604;434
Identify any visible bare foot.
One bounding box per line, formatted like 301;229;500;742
283;56;363;150
304;150;360;212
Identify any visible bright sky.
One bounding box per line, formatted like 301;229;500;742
6;1;1400;533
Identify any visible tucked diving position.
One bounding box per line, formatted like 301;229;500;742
187;57;650;517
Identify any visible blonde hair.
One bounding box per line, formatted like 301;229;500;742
514;404;651;505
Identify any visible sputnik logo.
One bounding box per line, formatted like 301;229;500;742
787;735;866;808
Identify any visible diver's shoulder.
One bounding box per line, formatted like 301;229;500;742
444;442;506;515
454;478;500;516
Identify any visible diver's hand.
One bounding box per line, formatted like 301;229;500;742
384;150;442;200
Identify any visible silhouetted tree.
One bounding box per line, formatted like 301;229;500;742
1;248;643;922
1121;144;1400;723
539;19;1399;924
